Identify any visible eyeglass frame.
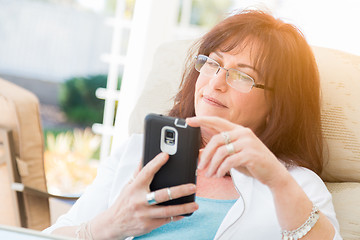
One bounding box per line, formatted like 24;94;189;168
194;54;266;93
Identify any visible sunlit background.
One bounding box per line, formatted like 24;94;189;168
0;0;359;196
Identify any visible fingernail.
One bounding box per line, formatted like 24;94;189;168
198;157;204;170
194;203;199;210
198;149;203;158
190;184;196;191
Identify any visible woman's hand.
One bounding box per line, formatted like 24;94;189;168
91;152;198;240
187;116;289;189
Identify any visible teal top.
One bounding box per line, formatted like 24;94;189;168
134;196;237;240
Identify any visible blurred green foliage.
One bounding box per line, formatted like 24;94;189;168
190;0;232;27
59;74;121;125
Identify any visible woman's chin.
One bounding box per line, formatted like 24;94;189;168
195;108;227;119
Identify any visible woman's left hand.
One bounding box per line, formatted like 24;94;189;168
186;116;289;189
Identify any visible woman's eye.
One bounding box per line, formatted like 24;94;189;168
230;71;253;82
240;74;251;81
206;61;218;68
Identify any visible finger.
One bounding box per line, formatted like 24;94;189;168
216;151;252;178
169;216;184;222
206;135;248;177
138;152;169;186
128;162;143;184
186;116;237;133
198;132;227;170
151;215;184;226
206;144;230;177
216;153;240;177
149;202;199;219
142;215;184;232
151;184;196;204
134;162;142;178
214;137;249;177
201;128;249;171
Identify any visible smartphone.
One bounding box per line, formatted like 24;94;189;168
142;113;201;210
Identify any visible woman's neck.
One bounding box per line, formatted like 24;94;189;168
196;168;240;200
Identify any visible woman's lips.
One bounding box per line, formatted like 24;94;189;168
202;95;227;108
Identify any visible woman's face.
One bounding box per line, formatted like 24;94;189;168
194;45;270;135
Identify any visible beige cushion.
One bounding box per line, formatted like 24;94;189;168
128;40;194;134
313;47;360;182
326;182;360;239
0;78;50;230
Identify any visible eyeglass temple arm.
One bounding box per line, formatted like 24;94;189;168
254;83;265;89
254;84;273;91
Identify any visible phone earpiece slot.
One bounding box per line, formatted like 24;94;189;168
174;118;187;128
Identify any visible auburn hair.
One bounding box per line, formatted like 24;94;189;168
169;10;323;175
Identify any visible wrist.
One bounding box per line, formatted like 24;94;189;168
268;166;315;232
89;217;103;240
92;211;129;240
75;222;94;240
91;212;115;240
281;204;320;240
267;164;292;192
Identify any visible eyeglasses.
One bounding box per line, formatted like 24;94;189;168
194;54;265;93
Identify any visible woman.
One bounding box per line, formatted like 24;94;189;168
45;10;341;239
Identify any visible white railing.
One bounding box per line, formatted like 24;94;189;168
94;0;206;162
92;0;128;161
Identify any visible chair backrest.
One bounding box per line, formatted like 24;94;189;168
312;47;360;240
313;47;360;182
0;78;50;230
127;40;360;239
128;40;194;134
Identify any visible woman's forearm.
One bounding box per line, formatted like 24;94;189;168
50;216;126;240
269;171;335;239
50;221;121;240
52;226;78;238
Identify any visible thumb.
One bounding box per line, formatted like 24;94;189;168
137;152;169;186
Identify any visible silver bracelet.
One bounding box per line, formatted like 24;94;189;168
281;205;320;240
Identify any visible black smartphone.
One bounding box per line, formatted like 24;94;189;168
142;113;201;210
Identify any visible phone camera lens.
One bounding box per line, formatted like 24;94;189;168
166;130;174;139
165;130;175;145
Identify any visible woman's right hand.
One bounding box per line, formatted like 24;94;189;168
90;152;198;240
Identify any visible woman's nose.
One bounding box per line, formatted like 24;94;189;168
209;68;228;92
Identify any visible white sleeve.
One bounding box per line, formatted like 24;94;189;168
290;167;343;240
43;136;131;233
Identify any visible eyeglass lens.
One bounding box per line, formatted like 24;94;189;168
195;55;255;93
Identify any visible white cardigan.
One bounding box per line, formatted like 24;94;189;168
44;134;342;239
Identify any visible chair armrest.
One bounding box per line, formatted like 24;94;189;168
11;182;79;201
